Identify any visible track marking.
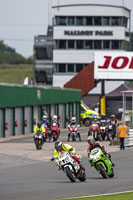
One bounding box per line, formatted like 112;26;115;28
60;190;133;199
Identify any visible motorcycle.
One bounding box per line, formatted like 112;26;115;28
67;124;81;141
34;130;44;150
88;147;114;178
89;123;101;141
107;123;113;141
51;151;86;182
43;125;52;142
50;122;60;141
100;123;107;141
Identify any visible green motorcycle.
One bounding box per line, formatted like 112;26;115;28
89;148;114;178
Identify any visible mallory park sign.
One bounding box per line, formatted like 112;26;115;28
94;52;133;80
64;30;113;36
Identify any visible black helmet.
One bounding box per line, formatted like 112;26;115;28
101;114;105;118
37;121;41;128
55;140;63;151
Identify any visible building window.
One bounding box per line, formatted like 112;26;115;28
76;40;83;49
76;17;84;25
67;64;74;72
119;40;122;49
58;64;66;72
76;64;84;72
125;32;129;37
94;40;102;49
68;17;75;25
112;17;120;26
54;64;58;73
94;17;102;25
85;17;93;25
85;40;92;49
35;47;46;59
123;17;128;27
103;17;110;25
111;40;119;49
56;16;66;25
103;40;110;49
59;40;66;49
68;40;75;49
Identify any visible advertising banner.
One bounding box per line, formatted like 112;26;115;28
94;52;133;80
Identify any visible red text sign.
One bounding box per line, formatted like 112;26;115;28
94;52;133;80
98;56;133;69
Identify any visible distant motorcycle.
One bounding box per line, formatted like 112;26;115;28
100;123;107;141
107;123;113;141
34;130;44;150
68;124;81;141
88;148;114;178
50;122;60;141
51;151;86;182
89;123;101;141
43;125;51;142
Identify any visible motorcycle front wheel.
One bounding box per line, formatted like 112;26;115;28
53;134;58;142
97;164;107;178
35;139;40;150
72;134;76;141
64;166;76;182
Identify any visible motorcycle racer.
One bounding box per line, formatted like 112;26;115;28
51;115;60;127
41;115;50;127
54;140;85;170
88;115;101;140
41;115;51;140
33;121;46;143
89;114;100;126
99;114;108;126
87;136;115;166
108;114;118;140
67;117;81;141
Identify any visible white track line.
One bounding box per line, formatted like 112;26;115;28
60;190;133;199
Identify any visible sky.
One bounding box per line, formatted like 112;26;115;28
0;0;133;58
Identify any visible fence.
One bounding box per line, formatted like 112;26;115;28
125;129;133;147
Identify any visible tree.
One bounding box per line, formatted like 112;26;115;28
0;40;31;64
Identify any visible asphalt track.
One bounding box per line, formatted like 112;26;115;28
0;128;133;200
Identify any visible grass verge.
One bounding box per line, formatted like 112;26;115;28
0;64;33;84
59;191;133;200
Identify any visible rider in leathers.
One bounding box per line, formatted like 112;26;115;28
99;114;108;126
54;140;85;170
89;114;100;126
88;114;100;137
87;135;115;166
41;115;50;140
68;117;81;141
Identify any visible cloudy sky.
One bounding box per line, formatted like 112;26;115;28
0;0;132;58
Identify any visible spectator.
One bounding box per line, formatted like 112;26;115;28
117;121;128;150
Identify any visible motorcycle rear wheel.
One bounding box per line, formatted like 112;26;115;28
109;168;114;178
65;166;76;182
78;170;86;182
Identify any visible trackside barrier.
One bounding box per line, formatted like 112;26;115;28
125;129;133;147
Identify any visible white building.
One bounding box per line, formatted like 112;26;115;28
52;3;131;90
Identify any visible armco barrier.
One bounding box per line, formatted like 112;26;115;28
125;129;133;147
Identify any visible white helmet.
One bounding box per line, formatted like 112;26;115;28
42;115;48;121
71;117;76;122
53;115;58;120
